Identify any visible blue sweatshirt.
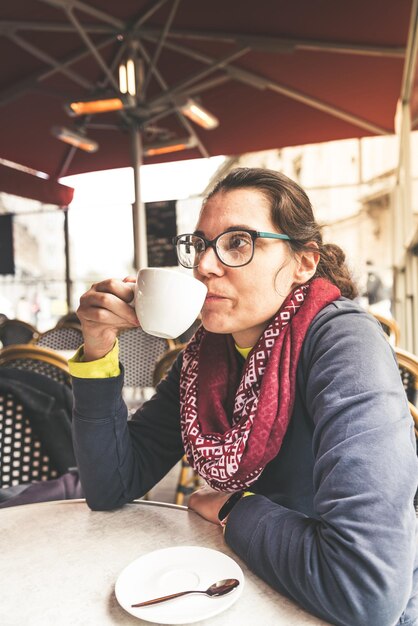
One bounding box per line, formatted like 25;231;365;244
72;298;418;626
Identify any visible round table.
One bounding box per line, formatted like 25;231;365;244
0;499;329;626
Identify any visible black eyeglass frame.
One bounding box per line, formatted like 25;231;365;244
172;229;292;268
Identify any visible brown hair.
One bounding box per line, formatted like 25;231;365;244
205;167;358;299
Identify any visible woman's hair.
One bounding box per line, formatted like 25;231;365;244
205;167;358;299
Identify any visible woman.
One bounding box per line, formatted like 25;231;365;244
71;168;418;626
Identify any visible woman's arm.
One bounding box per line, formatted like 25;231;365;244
72;353;184;510
224;304;418;626
72;276;185;509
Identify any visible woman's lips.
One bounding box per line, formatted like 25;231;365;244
205;293;228;302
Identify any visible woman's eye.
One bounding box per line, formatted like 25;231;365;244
194;240;205;253
228;235;248;250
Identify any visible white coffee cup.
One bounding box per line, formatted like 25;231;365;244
132;267;207;339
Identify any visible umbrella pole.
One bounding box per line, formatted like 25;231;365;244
63;207;72;311
131;126;148;270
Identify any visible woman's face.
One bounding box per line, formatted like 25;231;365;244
194;188;305;347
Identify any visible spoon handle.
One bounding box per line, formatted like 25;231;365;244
132;589;202;607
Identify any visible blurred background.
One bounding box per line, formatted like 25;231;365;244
1;132;416;330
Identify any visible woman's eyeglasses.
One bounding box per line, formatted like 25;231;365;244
173;229;292;269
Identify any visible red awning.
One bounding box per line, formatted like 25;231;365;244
0;163;74;206
0;0;415;189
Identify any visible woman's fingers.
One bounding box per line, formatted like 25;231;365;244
94;278;136;304
85;291;137;324
80;281;136;320
77;281;139;339
77;278;141;361
123;275;137;284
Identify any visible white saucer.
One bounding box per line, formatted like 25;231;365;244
115;546;244;624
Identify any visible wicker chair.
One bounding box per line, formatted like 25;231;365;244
0;348;74;488
393;347;418;514
34;323;83;352
395;347;418;407
118;328;175;414
0;318;39;347
0;344;71;387
370;311;400;346
118;328;174;388
153;343;202;505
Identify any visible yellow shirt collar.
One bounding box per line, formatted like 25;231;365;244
235;344;252;359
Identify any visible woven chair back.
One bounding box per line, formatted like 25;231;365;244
35;324;83;352
118;328;173;388
0;345;71;387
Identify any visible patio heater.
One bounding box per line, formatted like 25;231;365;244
58;49;218;271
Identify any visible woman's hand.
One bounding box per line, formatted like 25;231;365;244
77;276;140;361
188;485;233;525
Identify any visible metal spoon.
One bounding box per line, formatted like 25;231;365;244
131;578;240;607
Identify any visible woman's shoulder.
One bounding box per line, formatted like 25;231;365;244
308;296;382;336
303;296;391;364
299;298;404;414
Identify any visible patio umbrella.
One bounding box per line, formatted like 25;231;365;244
0;0;417;278
1;0;415;167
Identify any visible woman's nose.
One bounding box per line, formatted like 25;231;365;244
196;245;224;277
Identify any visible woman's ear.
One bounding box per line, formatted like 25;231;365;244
293;242;320;284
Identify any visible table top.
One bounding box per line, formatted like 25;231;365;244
0;499;329;626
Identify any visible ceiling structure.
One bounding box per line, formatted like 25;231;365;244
0;0;416;188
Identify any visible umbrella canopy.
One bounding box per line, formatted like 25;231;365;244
0;0;416;182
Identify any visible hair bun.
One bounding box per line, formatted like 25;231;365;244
322;243;346;265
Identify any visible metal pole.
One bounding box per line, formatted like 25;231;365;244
393;0;418;351
131;125;148;270
63;207;72;310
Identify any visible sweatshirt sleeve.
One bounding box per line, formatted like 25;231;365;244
71;353;185;510
225;305;418;626
68;339;120;378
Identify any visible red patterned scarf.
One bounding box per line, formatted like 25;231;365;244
179;278;340;491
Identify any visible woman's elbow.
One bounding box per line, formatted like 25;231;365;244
83;485;132;511
84;494;125;511
324;572;413;626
